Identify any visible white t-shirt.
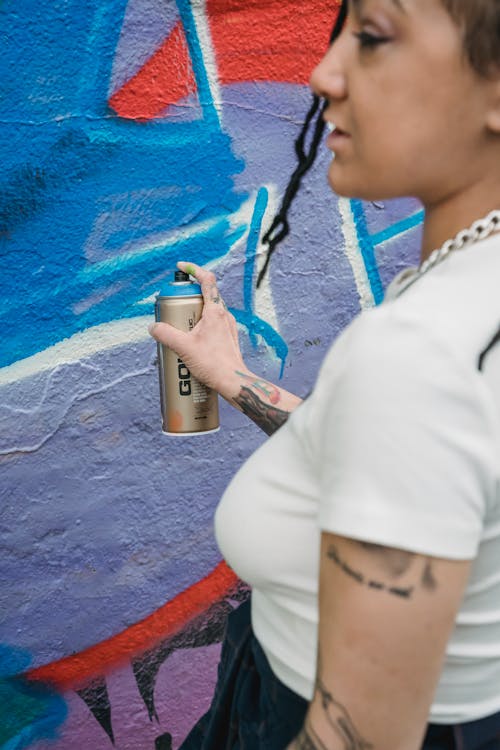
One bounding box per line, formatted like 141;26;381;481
215;234;500;724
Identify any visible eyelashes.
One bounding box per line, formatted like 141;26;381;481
353;31;391;49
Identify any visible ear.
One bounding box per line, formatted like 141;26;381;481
485;76;500;134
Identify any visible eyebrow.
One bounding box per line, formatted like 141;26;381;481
351;0;407;13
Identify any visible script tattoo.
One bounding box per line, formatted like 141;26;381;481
233;386;289;435
327;544;438;598
327;544;415;599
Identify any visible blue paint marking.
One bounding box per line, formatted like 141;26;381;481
176;0;220;127
244;188;269;347
0;0;250;369
369;209;424;248
230;308;288;378
0;645;67;750
77;2;130;114
349;199;385;305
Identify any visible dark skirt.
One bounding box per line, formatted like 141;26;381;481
180;599;500;750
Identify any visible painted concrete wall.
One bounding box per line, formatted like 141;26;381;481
0;1;423;748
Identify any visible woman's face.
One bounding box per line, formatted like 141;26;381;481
310;0;498;205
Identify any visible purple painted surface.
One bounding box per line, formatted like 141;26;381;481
109;0;181;94
30;644;221;750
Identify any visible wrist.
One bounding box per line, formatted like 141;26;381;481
217;367;257;403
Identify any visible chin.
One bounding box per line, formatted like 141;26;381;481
327;162;402;202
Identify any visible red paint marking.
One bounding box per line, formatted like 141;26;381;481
109;20;196;120
27;561;238;691
209;0;339;85
109;0;340;121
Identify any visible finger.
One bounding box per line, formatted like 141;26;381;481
148;321;188;351
228;312;240;346
177;261;223;307
177;260;200;278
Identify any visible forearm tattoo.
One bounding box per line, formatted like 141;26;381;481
327;543;438;599
294;720;328;750
232;385;290;435
235;370;281;404
314;669;374;750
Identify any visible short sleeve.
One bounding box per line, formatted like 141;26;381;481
307;308;496;559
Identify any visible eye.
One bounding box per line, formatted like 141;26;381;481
353;31;391;49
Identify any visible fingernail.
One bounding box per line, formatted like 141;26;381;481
148;323;157;336
184;263;196;276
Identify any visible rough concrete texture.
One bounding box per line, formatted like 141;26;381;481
0;0;422;747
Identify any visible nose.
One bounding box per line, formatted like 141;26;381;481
310;41;348;102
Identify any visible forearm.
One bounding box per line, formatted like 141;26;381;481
219;368;302;435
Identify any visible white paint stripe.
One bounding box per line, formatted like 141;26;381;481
254;186;280;336
338;197;375;309
1;192;282;388
79;213;231;278
0;317;152;388
191;0;223;123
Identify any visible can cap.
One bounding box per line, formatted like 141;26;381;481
156;271;202;298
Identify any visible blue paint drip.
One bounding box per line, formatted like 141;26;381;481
230;307;288;378
0;645;67;750
350;199;385;305
369;209;425;247
244;188;269;347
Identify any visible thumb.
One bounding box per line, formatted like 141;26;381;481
148;321;187;352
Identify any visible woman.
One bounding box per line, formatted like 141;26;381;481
149;0;500;747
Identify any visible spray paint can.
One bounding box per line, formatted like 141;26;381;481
154;271;219;436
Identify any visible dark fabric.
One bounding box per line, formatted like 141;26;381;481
179;599;500;750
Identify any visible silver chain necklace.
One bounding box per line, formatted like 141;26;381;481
392;209;500;297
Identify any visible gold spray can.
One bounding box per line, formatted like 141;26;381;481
154;271;219;435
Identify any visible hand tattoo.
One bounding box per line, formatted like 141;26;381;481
209;283;222;305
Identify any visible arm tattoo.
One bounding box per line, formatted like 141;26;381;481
327;544;415;599
358;542;415;577
294;720;328;750
232;385;289;435
327;544;438;598
235;370;281;404
422;559;438;591
314;656;374;750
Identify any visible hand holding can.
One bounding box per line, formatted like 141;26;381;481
152;269;220;436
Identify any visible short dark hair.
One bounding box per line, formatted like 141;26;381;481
441;0;500;76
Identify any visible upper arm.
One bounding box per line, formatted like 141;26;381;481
306;533;471;750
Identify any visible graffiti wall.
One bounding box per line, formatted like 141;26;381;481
0;1;422;748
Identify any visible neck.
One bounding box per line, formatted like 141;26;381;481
421;179;500;263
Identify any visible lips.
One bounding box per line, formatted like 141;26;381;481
325;121;351;151
326;121;349;137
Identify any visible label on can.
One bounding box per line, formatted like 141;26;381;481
155;287;219;435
